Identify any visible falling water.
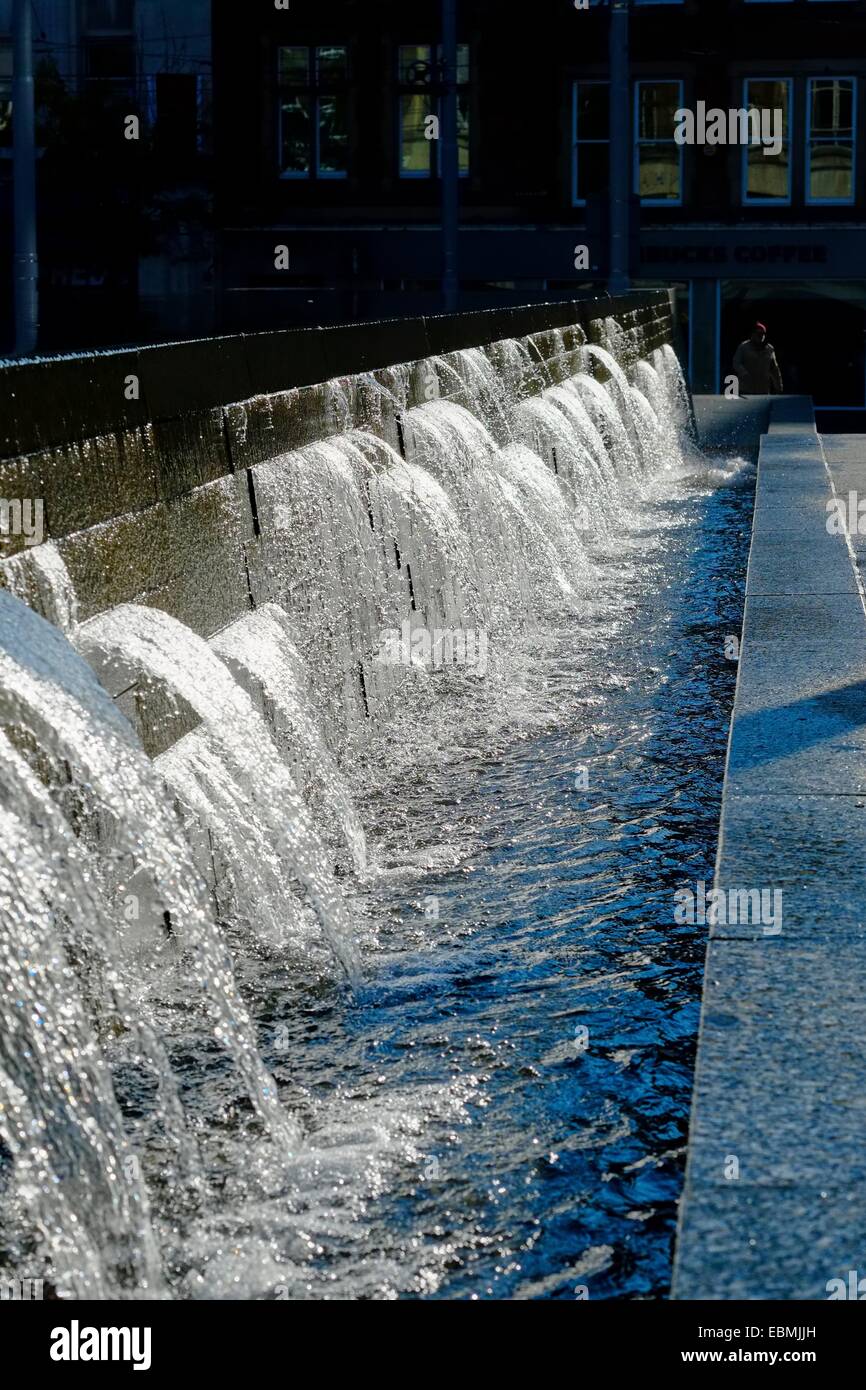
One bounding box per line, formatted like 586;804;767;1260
75;604;360;979
210;604;367;875
0;593;297;1294
1;539;79;634
0;747;163;1299
0;329;743;1298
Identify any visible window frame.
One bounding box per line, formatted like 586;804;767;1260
396;43;470;180
633;78;684;207
805;75;857;206
277;45;349;182
571;79;610;208
740;76;793;206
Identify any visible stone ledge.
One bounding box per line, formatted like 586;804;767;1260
673;404;866;1299
0;290;670;461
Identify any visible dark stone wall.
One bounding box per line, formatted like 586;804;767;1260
0;291;671;461
0;290;674;701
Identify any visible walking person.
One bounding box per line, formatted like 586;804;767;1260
732;322;783;396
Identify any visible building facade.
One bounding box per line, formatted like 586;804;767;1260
0;0;213;351
3;0;864;419
213;0;866;425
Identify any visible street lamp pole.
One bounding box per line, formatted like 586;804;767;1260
13;0;38;356
608;0;631;295
441;0;459;313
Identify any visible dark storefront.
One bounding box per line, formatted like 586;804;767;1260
211;0;866;422
641;229;866;423
4;0;866;410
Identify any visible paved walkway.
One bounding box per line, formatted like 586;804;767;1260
673;402;866;1300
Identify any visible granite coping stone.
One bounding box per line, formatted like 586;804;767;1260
674;1183;866;1300
673;413;866;1299
744;532;858;596
711;792;866;940
751;496;836;534
726;642;866;795
741;593;866;644
685;939;866;1186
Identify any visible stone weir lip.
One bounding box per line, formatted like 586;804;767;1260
0;290;677;762
0;290;670;463
673;397;866;1302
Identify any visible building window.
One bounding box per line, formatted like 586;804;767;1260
398;44;469;178
83;0;134;29
278;46;348;179
82;36;136;101
742;78;791;204
807;77;855;204
635;80;683;204
572;81;609;206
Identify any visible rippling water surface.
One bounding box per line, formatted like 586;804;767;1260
245;458;754;1301
0;337;756;1303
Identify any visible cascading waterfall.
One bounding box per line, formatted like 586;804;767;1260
0;597;298;1295
0;323;705;1297
210;604;368;876
76;605;361;979
0;752;163;1299
513;390;623;528
1;540;79;635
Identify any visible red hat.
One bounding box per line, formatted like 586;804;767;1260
755;321;767;333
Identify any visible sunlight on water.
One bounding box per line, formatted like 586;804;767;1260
76;604;361;981
0;324;750;1299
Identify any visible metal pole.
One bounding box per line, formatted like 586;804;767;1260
13;0;38;356
608;0;630;295
441;0;458;313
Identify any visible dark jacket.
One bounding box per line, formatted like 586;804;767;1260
733;339;784;395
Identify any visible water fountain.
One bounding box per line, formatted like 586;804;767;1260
0;295;736;1299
